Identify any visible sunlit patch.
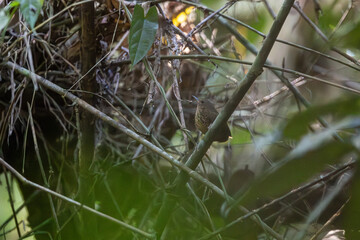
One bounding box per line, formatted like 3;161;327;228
183;47;191;54
162;36;168;45
185;6;194;15
172;6;195;27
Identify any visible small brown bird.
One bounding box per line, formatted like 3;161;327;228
193;96;231;142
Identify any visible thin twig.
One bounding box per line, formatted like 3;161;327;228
178;0;360;72
132;87;172;160
171;64;189;148
185;1;235;38
2;166;22;238
292;1;360;66
27;103;60;229
164;7;190;149
155;1;296;239
2;0;94;56
24;35;38;91
170;22;208;55
0;157;155;239
252;77;306;107
2;59;282;240
113;54;360;95
201;162;354;240
330;0;353;37
309;200;348;240
0;190;39;231
1;60;228;200
295;168;352;240
262;0;276;19
121;2;195;146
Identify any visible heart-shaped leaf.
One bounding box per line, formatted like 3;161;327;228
129;5;158;66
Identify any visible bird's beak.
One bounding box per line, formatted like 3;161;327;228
192;95;199;102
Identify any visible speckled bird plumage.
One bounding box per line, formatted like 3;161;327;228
194;99;231;142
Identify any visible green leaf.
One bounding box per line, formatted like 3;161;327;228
230;127;251;145
283;97;360;140
288;117;360;159
237;108;360;205
129;5;158;66
19;0;43;29
0;9;11;32
0;2;20;32
343;167;360;239
239;140;354;205
327;13;360;49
